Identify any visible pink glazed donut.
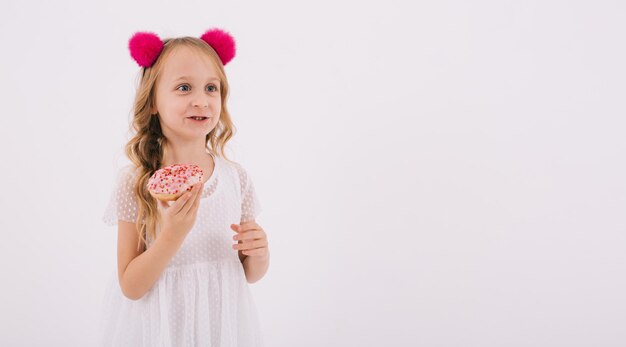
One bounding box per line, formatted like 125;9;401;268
147;164;204;202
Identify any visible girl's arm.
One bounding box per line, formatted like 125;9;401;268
243;252;270;283
117;220;184;300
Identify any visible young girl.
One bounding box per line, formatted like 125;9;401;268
99;28;270;346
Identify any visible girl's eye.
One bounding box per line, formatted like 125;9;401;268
176;84;218;92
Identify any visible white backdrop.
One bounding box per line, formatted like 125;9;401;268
0;0;624;346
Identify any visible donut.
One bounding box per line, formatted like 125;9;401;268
147;164;204;202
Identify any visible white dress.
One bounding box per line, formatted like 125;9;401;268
98;153;265;346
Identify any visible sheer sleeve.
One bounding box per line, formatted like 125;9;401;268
102;165;139;227
234;163;263;223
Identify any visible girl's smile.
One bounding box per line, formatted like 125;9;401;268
186;116;211;124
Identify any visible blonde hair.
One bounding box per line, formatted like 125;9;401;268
124;37;236;251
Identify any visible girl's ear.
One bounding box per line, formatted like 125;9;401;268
149;102;157;116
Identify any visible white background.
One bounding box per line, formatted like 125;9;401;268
1;0;625;346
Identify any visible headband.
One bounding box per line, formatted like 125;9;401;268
128;28;236;68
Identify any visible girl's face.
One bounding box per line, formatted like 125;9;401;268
153;46;222;141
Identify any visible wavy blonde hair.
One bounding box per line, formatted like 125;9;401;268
124;37;237;251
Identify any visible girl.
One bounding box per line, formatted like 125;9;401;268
99;28;270;346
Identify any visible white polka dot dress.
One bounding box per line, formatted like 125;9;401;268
98;153;264;346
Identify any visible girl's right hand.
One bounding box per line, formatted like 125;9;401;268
157;181;204;240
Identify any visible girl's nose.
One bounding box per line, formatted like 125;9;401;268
192;93;210;108
193;98;209;108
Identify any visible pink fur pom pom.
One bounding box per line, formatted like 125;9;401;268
128;32;164;68
200;28;236;66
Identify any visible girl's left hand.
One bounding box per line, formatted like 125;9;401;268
230;221;269;258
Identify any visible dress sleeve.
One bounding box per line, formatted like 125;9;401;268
102;165;139;227
235;163;263;223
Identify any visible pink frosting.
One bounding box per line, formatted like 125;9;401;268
147;164;204;195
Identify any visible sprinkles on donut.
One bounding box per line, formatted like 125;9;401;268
147;164;204;201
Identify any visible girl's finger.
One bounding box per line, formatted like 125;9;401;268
158;198;175;212
173;190;193;215
235;230;254;241
194;181;204;203
157;199;167;209
242;248;267;256
179;184;196;215
189;185;202;215
235;239;266;251
237;230;266;242
182;182;201;215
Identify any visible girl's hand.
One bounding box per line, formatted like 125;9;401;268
157;181;204;241
230;221;269;258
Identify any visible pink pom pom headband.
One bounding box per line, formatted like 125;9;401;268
128;28;236;68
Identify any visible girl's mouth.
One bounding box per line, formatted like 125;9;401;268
187;116;210;123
